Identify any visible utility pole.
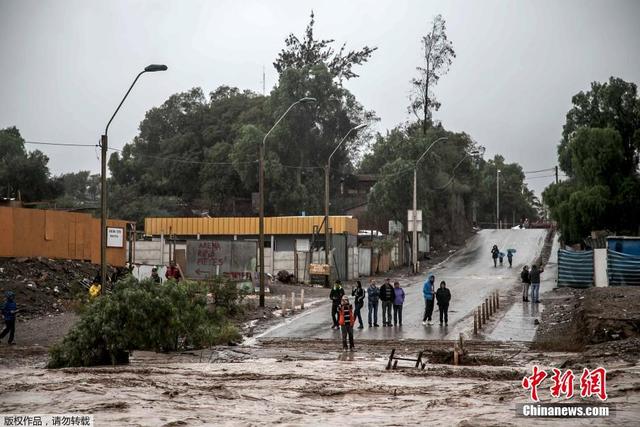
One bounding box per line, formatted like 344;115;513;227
412;136;448;274
496;169;501;229
555;165;559;184
325;124;366;285
259;97;316;307
100;64;167;290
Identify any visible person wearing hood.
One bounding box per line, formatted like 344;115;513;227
435;281;452;326
392;281;405;326
379;278;395;327
351;281;365;329
366;280;380;327
329;280;345;329
1;291;18;345
491;245;499;268
521;265;531;302
422;274;436;325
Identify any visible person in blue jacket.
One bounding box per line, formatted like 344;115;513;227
422;274;436;325
1;291;18;345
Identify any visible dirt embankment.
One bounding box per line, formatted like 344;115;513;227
534;286;640;362
0;257;109;319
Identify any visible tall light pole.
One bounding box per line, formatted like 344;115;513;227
325;123;367;285
101;64;167;289
496;168;501;229
259;97;316;307
412;136;447;274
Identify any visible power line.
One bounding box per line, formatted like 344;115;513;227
25;140;97;147
524;167;556;174
525;174;557;180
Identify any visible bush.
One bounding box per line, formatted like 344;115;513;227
48;277;242;368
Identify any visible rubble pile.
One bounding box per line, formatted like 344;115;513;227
0;257;108;319
534;286;640;360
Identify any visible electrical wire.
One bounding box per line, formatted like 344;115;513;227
25;140;97;147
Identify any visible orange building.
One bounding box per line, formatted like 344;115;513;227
0;207;128;266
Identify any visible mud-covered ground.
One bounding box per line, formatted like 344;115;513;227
1;340;639;426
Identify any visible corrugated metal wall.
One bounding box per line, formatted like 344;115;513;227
557;249;594;288
145;215;358;236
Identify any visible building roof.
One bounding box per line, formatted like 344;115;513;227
144;215;358;236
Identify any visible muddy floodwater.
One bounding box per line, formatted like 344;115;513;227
1;341;639;426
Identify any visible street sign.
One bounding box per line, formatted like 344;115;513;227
107;227;124;248
407;210;422;232
309;263;330;275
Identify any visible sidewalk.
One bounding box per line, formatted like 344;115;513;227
485;235;560;342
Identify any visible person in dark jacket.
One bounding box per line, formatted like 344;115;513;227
150;267;162;284
507;250;514;268
366;280;380;327
338;297;356;351
435;281;451;326
1;291;18;345
521;265;530;302
329;281;345;329
392;281;405;326
529;265;543;303
379;278;395;327
351;281;365;329
422;274;436;325
491;245;500;267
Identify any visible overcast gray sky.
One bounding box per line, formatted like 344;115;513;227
1;0;639;197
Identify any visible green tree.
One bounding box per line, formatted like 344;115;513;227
559;77;640;175
274;11;377;83
410;14;456;134
0;127;59;202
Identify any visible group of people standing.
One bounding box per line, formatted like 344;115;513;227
491;244;514;268
520;264;544;303
329;276;452;351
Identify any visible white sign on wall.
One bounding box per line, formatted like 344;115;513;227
407;210;422;232
107;227;124;248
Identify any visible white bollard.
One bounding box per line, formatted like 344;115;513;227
300;289;305;310
291;292;295;314
281;294;286;316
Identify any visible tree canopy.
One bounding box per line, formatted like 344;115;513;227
544;77;640;244
0;127;59;202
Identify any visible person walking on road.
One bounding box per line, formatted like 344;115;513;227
435;281;451;326
422;274;436;325
530;265;543;303
491;245;500;268
392;281;405;326
1;291;18;345
367;280;380;327
329;280;345;329
507;250;514;268
351;281;365;329
379;279;395;327
521;265;531;302
338;296;356;351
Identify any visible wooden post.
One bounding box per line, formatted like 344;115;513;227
496;290;500;310
281;294;286;315
300;289;305;310
486;298;491;316
474;311;478;334
459;333;465;354
453;344;459;366
291;292;295;314
481;303;485;323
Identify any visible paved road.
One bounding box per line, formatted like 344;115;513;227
259;229;547;341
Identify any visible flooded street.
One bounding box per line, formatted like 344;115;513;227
2;340;639;426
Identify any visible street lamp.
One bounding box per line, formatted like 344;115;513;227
100;64;167;290
259;97;316;307
496;168;501;229
324;123;367;284
412;136;447;274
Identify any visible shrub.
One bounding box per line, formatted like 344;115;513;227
48;277;242;368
